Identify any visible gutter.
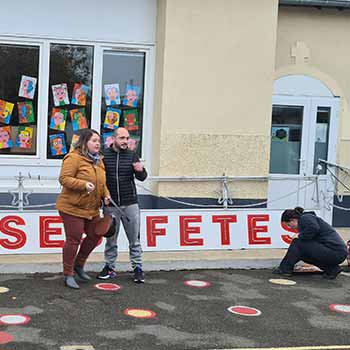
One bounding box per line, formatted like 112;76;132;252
279;0;350;9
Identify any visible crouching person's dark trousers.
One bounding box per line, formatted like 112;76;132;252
280;238;347;275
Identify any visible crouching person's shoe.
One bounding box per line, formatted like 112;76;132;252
74;265;92;281
323;266;342;280
272;266;293;277
64;276;80;290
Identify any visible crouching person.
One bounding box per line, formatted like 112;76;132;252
273;207;347;279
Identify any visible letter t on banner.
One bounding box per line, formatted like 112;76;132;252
212;215;237;245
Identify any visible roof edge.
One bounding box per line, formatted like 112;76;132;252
279;0;350;8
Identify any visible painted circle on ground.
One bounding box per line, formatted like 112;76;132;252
329;304;350;314
0;331;14;344
0;287;9;294
94;283;121;291
0;314;31;325
184;280;211;288
269;278;296;285
123;308;157;319
227;305;262;316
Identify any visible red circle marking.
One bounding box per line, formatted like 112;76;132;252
0;314;31;325
94;283;121;291
123;308;157;319
184;280;211;288
329;304;350;314
0;332;14;344
227;305;261;316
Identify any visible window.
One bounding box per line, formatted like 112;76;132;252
47;44;94;159
100;51;145;157
0;43;39;155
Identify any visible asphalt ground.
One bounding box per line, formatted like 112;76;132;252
0;269;350;350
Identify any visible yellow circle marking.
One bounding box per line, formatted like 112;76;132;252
128;309;152;317
0;287;9;294
269;278;296;285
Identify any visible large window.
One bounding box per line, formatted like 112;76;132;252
0;44;39;155
47;44;94;159
100;51;145;157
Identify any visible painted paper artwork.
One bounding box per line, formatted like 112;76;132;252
104;83;121;106
0;126;13;149
69;134;80;152
18;75;37;99
103;132;114;148
49;133;67;156
17;102;35;124
0;100;14;124
127;135;140;152
52;83;70;107
16;126;33;149
123;84;140;107
50;108;67;131
70;108;88;131
123;109;139;131
103;108;121;130
271;127;289;142
71;83;88;106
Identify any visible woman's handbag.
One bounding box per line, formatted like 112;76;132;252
103;198;129;238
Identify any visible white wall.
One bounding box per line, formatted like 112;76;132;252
2;0;157;44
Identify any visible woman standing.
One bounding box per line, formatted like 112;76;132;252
56;129;111;289
273;207;347;279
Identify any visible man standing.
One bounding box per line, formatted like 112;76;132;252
97;127;147;283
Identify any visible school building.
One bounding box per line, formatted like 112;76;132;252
0;0;350;254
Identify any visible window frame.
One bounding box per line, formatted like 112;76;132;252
0;36;155;171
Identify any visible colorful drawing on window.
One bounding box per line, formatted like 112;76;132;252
49;133;67;156
52;83;70;107
271;127;289;142
50;108;67;131
103;108;121;130
0;100;14;125
123;109;139;131
104;83;121;106
16;126;33;149
71;83;88;106
70;108;88;131
123;84;140;107
128;135;140;152
70;134;80;152
0;126;13;149
102;132;114;148
17;102;35;124
18;75;37;99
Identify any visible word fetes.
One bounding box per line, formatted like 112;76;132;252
0;214;297;250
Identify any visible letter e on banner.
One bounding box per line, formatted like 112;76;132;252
247;214;271;245
212;215;237;245
40;216;64;248
146;216;168;247
180;216;203;246
281;222;298;244
0;216;27;249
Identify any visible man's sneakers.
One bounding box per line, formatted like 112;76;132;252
272;266;293;277
97;265;117;280
133;266;145;283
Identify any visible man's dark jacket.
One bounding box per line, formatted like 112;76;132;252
102;146;147;206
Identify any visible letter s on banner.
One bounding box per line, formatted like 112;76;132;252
247;214;271;245
0;215;27;249
146;216;168;247
180;216;203;246
281;222;298;244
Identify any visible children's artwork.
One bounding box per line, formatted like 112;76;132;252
16;126;33;149
52;83;70;106
17;102;35;124
70;108;88;131
123;84;140;107
0;126;13;149
271;127;289;142
102;132;114;148
18;75;37;99
104;84;121;106
0;100;14;124
123;109;139;131
49;133;67;156
103;108;121;130
71;83;88;106
50;108;67;131
127;135;140;152
69;134;80;152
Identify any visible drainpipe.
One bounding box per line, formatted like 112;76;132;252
279;0;350;9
